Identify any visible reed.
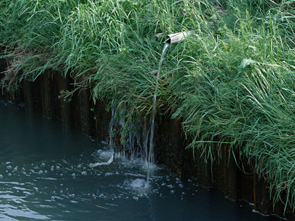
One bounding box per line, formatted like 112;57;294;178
1;0;295;212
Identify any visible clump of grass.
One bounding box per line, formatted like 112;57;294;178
171;0;295;213
55;0;203;120
0;0;84;90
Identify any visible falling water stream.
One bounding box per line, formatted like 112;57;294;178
0;100;283;220
148;42;170;182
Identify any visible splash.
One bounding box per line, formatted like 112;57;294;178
89;155;113;168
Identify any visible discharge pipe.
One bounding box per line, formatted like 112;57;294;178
165;30;194;44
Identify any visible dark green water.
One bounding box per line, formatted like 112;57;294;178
0;100;282;221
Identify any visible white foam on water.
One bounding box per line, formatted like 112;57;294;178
130;178;149;189
128;178;151;197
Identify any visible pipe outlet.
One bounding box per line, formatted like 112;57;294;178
165;30;194;44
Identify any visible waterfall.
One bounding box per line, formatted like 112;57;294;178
90;43;171;179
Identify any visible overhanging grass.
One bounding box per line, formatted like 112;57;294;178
171;1;295;212
1;0;295;213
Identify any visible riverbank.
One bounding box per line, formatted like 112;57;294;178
1;0;295;218
0;68;294;219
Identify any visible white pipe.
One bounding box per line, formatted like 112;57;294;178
165;30;194;44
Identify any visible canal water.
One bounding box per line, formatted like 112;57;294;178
0;100;282;221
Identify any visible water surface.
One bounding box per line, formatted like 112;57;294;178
0;100;282;220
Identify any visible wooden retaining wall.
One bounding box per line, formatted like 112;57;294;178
0;65;294;220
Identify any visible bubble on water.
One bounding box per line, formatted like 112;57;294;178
8;173;11;176
6;165;12;170
179;184;184;188
105;172;113;176
133;196;139;201
167;184;173;189
50;166;54;172
0;174;3;179
152;189;158;194
6;162;11;165
77;164;82;169
38;170;43;174
89;136;95;142
40;162;45;167
81;171;87;175
170;190;175;194
72;173;76;178
13;166;18;172
56;166;60;170
99;193;106;198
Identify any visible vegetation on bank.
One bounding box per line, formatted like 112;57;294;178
1;0;295;213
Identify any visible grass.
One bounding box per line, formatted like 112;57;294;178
1;0;295;213
171;0;295;212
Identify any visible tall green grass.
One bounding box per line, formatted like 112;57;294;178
171;0;295;212
1;0;295;213
0;0;85;90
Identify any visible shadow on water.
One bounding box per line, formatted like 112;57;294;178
0;100;283;221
